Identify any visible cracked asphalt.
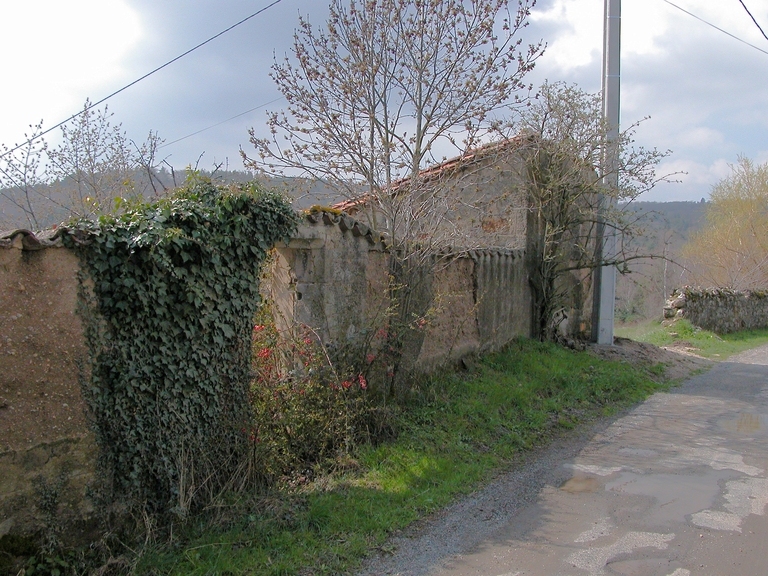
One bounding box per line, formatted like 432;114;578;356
357;344;768;576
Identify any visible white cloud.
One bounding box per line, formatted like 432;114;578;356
0;0;142;144
672;127;725;150
529;0;675;72
2;0;765;199
530;0;602;71
659;157;731;186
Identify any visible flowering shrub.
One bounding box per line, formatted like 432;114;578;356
248;302;379;482
245;269;436;483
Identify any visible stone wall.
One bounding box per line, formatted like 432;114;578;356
0;230;95;538
664;287;768;334
269;210;390;344
272;211;533;373
0;213;535;536
338;141;530;251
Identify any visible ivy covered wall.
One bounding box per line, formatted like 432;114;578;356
65;178;297;515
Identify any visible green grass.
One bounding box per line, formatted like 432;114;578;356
135;339;671;575
616;319;768;359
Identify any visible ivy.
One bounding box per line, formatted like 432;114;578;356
64;176;297;515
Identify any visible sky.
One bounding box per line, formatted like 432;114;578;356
0;0;766;202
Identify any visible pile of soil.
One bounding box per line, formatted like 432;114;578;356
589;336;712;382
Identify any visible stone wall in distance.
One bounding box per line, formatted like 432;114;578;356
664;287;768;334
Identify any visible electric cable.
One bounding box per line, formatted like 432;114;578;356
662;0;768;56
159;96;285;149
0;0;283;161
736;0;768;42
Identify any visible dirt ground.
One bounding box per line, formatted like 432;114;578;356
589;336;713;383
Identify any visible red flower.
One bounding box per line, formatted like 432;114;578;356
257;347;271;359
342;380;352;389
358;374;367;390
366;353;376;364
253;324;266;332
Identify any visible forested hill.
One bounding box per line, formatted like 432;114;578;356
625;200;709;240
3;172;709;234
614;200;710;321
0;171;345;230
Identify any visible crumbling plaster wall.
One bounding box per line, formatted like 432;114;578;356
0;232;95;537
270;212;390;343
337;144;530;252
446;158;529;250
0;210;536;537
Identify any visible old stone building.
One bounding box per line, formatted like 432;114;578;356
333;138;530;251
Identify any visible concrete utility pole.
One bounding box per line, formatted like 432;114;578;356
592;0;620;345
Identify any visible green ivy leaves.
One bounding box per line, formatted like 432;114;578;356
66;176;297;516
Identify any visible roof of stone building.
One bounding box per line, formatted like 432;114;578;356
332;137;524;214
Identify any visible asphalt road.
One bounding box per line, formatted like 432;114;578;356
358;344;768;576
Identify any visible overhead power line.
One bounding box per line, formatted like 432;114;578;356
662;0;768;56
0;0;283;161
159;97;285;149
737;0;768;42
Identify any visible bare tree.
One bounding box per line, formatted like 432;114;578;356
133;130;169;197
0;102;167;229
511;81;674;340
47;101;143;217
244;0;542;253
0;123;53;230
244;0;542;391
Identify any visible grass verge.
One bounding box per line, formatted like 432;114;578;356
615;319;768;359
135;338;671;576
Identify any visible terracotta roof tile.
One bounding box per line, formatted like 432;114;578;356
0;228;67;250
303;209;385;247
332;137;524;214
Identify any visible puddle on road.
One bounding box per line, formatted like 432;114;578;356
691;476;768;532
605;469;739;524
561;474;602;493
718;413;765;434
